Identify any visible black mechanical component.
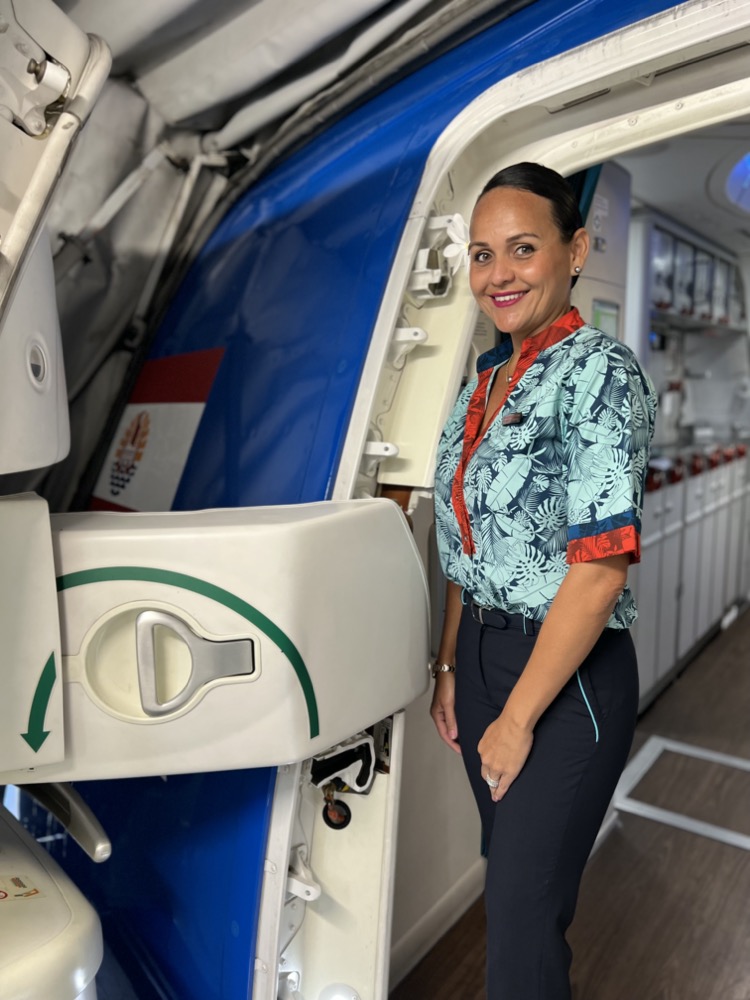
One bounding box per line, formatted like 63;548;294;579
310;741;374;792
321;783;352;830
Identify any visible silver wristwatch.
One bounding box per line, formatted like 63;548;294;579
431;662;456;679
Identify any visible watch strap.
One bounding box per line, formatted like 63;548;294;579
431;662;456;678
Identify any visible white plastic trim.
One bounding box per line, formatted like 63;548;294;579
374;710;406;999
252;765;300;1000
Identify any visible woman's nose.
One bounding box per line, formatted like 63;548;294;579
488;255;514;287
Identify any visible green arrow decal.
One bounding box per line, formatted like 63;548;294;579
21;652;57;752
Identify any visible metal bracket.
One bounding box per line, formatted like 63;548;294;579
362;440;399;459
407;214;456;300
388;325;428;369
359;438;400;481
286;843;321;902
0;0;70;135
278;971;303;1000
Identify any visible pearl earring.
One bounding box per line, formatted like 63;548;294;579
574;266;582;274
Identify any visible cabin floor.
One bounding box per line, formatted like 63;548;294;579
389;606;750;1000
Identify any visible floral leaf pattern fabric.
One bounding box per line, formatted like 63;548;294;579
435;314;657;628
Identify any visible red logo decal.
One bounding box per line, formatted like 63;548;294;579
110;411;151;496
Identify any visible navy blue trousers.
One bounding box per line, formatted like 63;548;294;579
455;603;638;1000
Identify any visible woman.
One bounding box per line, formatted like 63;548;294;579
430;162;656;999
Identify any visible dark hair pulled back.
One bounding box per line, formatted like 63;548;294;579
478;162;583;244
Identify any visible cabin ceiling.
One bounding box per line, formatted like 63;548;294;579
616;117;750;257
57;0;439;132
54;0;533;145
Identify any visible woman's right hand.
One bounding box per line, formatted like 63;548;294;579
430;673;461;754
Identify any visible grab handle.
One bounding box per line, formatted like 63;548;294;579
136;610;254;716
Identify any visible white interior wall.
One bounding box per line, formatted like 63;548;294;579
683;332;750;438
389;495;484;984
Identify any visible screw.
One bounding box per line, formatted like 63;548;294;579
27;58;44;81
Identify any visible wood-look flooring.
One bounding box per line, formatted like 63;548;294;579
390;608;750;1000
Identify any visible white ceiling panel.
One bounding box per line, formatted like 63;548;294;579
55;0;437;125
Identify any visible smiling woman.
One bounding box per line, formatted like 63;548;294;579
429;162;657;1000
468;172;589;393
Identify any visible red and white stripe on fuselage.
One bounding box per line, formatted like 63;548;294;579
91;348;224;512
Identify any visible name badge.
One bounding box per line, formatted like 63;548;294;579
501;412;523;426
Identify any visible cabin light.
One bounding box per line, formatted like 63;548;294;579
725;153;750;214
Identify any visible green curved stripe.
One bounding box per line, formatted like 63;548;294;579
56;566;319;738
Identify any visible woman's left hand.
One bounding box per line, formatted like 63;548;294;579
478;711;534;802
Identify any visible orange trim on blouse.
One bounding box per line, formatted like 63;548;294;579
567;524;641;565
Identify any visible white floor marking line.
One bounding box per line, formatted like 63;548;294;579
612;736;750;852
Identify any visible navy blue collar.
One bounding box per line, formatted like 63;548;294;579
476;308;584;374
477;338;512;373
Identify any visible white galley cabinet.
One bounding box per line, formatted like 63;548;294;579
631;475;684;707
695;454;732;639
677;465;705;660
728;450;750;601
674;452;748;687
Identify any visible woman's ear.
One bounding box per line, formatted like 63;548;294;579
571;227;590;272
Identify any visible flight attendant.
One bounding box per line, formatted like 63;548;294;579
430;162;656;998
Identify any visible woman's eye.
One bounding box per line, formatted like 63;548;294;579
514;244;534;257
472;250;491;264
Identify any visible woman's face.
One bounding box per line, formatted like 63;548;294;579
468;186;589;343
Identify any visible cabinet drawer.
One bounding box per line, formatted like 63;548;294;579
684;473;706;518
661;481;684;531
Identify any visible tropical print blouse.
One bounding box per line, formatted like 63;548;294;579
434;308;657;628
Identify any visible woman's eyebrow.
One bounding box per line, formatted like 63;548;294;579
468;232;541;250
506;231;540;242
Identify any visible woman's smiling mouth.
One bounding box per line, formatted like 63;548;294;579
491;291;527;307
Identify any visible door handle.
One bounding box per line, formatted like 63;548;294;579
136;610;254;716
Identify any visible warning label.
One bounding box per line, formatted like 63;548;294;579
0;874;44;900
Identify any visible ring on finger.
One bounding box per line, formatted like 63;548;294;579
485;774;500;789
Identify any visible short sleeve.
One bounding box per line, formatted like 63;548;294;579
562;343;656;565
